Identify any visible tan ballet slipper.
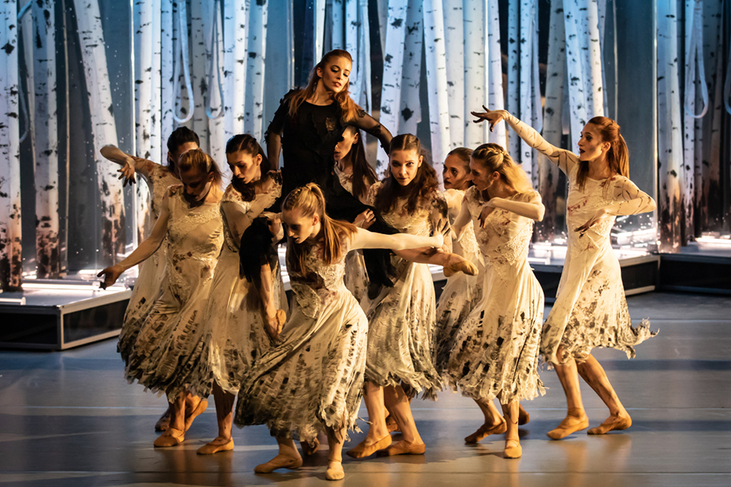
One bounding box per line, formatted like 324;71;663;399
587;414;632;435
325;461;345;481
464;420;507;444
184;397;208;432
197;436;234;455
301;437;320;456
518;405;530;425
443;256;478;277
154;427;185;447
346;434;392;459
154;410;171;432
254;454;303;473
379;440;426;456
504;439;522;459
547;414;589;440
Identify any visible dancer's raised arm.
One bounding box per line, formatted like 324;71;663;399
347;107;392;155
472;107;577;175
100;145;156;186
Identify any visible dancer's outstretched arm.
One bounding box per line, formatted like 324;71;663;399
100;145;157;186
471;107;577;176
348;107;393;154
350;228;443;252
97;192;171;288
487;192;545;222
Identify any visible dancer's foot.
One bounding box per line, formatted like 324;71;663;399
443;254;478;277
547;413;589;440
385;415;400;433
197;436;234;455
325;461;345;481
183;397;208;432
464;420;507;444
346;434;392;459
587;413;632;435
301;437;320;456
254;453;303;473
379;440;426;456
504;438;522;459
154;427;184;447
154;410;171;432
265;309;287;341
518;404;530;425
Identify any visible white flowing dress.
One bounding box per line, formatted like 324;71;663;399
434;188;484;372
504;113;657;365
118;164;179;363
234;233;368;444
187;179;287;397
446;187;545;404
362;183;445;399
124;185;223;399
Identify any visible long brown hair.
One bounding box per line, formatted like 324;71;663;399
374;134;439;214
339;126;378;200
283;183;356;277
577;116;629;190
177;148;223;187
287;49;360;122
471;143;532;199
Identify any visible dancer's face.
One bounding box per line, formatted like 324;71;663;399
578;123;610;162
333;127;358;163
283;208;320;244
168;142;199;168
227;150;262;184
316;56;352;94
179;167;213;206
469;158;499;193
443;155;471;190
389;149;422;186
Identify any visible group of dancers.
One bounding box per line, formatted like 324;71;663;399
98;49;657;481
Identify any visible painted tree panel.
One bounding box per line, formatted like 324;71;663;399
485;0;506;147
245;0;268;141
161;0;175;144
562;0;588;149
399;0;422;136
463;0;484;148
134;0;153;243
443;0;464;147
423;0;450;176
507;0;520;158
190;0;209;152
224;0;249;141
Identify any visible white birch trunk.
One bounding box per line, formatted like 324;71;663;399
518;0;535;179
331;0;344;49
378;0;408;170
345;0;360;102
315;0;327;61
0;0;23;290
579;0;604;118
224;0;248;141
443;1;464;147
657;0;684;251
463;0;484;148
562;0;588;150
359;0;372;114
134;0;153;243
32;0;60;278
507;0;520;158
190;0;209;152
423;0;450;178
161;0;175;145
203;0;226;175
485;0;506;148
399;0;422;136
682;0;696;233
150;0;162;164
245;0;268;141
73;0;125;264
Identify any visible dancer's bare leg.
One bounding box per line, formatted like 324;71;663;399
325;429;346;481
501;401;529;425
548;349;589;440
259;264;285;341
346;382;391;458
254;436;303;473
155;404;172;431
503;401;522;458
154;392;186;447
465;398;505;443
576;354;632;434
381;385;426;455
197;382;235;454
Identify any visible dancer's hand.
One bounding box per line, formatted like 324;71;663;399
117;159;136;186
97;265;124;289
430;232;445;249
478;205;496;228
353;209;375;229
575;208;608;235
471;105;508;132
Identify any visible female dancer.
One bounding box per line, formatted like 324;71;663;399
98;149;224;447
348;134;474;459
446;143;545;458
234;183;445;481
185;135;286;455
473;108;657;439
101;127;200;432
266;49;391;196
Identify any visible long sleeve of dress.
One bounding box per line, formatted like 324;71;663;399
503;112;578;175
605;177;657;216
349;108;393;154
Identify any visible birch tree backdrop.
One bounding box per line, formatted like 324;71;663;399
2;0;731;289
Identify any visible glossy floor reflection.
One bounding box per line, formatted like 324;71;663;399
1;292;730;486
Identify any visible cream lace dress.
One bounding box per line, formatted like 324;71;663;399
118;164;179;363
434;188;484;372
234;233;368;444
334;163;369;302
186;180;287;397
124;185;223;399
361;182;445;399
503;113;657;365
445;187;545;404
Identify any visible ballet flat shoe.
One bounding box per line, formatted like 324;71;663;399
325;461;345;481
155;411;171;432
346;434;392;459
197;438;234;455
587;416;632;435
379;440;426;456
518;407;530;426
504;441;522;459
443;260;478;278
154;428;184;447
184;398;208;432
301;437;320;456
547;416;589;440
464;421;508;444
254;456;303;473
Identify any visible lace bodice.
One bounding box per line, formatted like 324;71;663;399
366;182;448;237
464;187;537;271
141;163;180;219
